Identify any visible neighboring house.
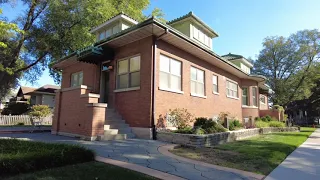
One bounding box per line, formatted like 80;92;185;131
286;99;320;125
11;85;60;108
52;12;272;140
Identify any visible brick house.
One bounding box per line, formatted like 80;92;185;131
52;12;271;141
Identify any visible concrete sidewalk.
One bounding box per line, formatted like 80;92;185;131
0;133;260;180
265;128;320;180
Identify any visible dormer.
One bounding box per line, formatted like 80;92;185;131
167;12;218;50
91;13;138;41
221;53;253;74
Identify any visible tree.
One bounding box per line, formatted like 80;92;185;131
0;0;165;98
253;29;320;105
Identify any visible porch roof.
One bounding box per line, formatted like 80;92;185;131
53;17;268;88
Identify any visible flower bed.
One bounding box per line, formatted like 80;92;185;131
157;127;299;148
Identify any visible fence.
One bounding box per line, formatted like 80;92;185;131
0;115;53;125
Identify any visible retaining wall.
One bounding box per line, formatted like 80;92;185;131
157;127;299;148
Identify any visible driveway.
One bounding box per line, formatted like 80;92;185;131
265;128;320;180
0;133;257;180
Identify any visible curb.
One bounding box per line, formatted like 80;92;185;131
158;144;265;180
95;156;186;180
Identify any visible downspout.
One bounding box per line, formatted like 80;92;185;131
151;28;169;140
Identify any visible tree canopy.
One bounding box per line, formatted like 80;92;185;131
253;29;320;105
0;0;165;98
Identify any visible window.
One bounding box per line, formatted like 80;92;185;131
159;55;182;91
242;87;249;106
117;55;140;89
105;29;112;38
240;63;251;74
226;80;238;98
252;87;257;106
99;32;105;40
112;25;119;34
212;75;218;93
191;67;205;96
260;94;266;104
71;71;83;87
193;25;211;47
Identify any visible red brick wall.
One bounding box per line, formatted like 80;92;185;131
155;40;243;123
108;37;153;128
259;93;269;110
61;62;100;93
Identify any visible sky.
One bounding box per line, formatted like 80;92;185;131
1;0;320;88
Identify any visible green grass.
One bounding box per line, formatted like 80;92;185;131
4;161;157;180
171;127;316;175
0;139;94;176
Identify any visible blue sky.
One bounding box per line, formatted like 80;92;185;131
2;0;320;88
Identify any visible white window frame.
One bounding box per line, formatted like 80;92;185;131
252;87;258;106
242;87;249;106
212;75;218;94
159;55;183;94
226;80;238;99
190;67;205;98
260;94;266;104
71;71;83;87
116;55;140;90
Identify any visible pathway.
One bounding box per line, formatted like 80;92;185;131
265;128;320;180
0;133;259;180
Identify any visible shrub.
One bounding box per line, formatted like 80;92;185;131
194;117;208;127
269;121;285;127
16;122;24;126
229;120;243;131
168;108;194;129
255;121;269;128
1;102;30;115
254;117;261;121
29;105;51;119
0;139;95;176
265;115;272;122
260;117;267;122
194;117;227;134
173;127;193;134
193;127;206;135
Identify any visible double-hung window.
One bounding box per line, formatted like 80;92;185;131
252;87;258;106
260;94;266;104
226;80;238;98
191;67;205;96
159;55;182;91
242;87;249;106
71;71;83;87
117;55;140;89
212;75;218;93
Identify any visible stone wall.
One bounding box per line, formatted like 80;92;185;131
157;127;299;148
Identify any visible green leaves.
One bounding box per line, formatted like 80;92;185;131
253;29;320;105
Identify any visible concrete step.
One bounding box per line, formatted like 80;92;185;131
104;129;118;135
101;134;127;141
105;120;126;125
109;123;129;129
117;127;133;134
105;117;124;122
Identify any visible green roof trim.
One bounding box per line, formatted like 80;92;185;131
221;53;244;61
54;16;266;83
76;46;103;59
167;11;219;37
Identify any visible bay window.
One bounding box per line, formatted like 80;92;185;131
252;87;257;106
242;87;249;105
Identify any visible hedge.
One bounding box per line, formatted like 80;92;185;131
0;139;95;176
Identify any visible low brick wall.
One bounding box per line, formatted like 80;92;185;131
157;127;299;148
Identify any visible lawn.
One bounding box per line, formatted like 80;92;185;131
5;161;157;180
1;139;157;180
170;127;315;175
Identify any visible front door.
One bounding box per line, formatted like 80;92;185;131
103;71;109;103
